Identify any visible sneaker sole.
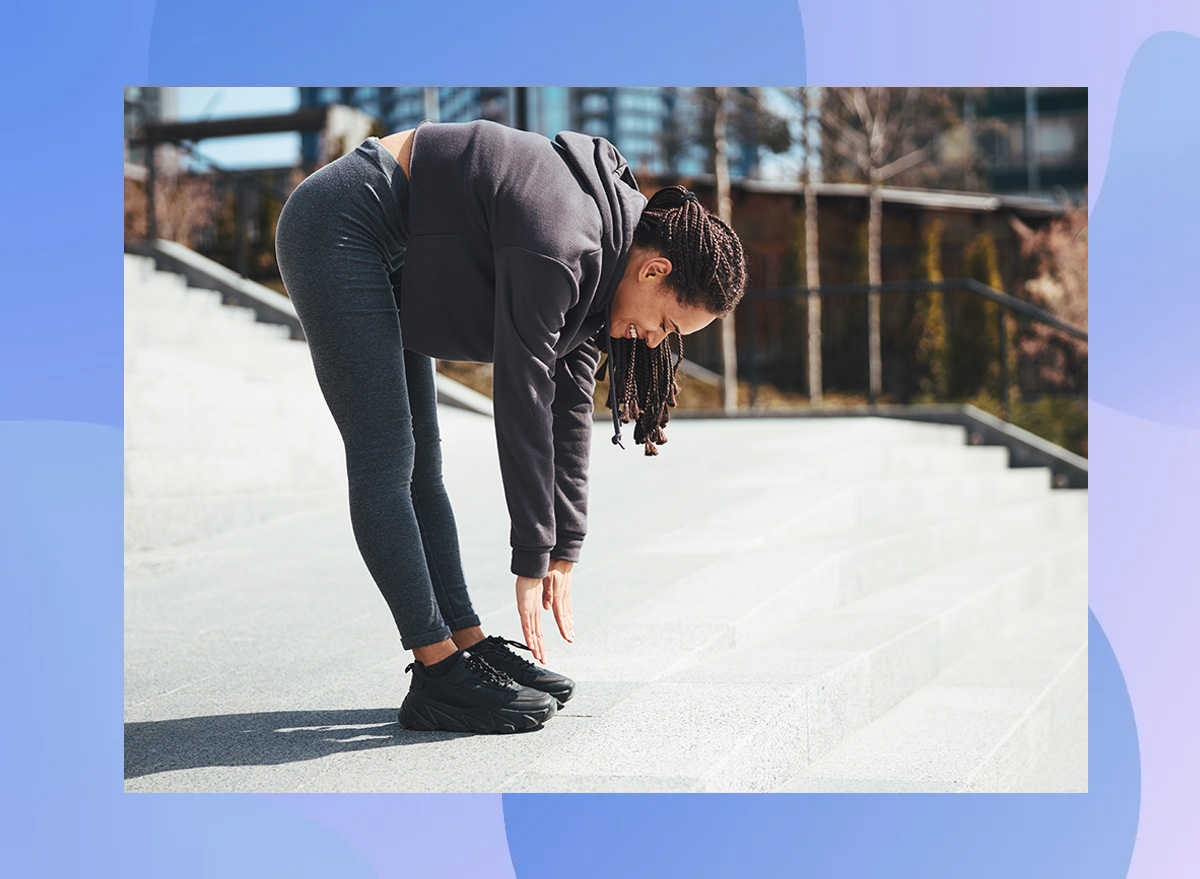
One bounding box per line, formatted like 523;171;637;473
397;695;555;735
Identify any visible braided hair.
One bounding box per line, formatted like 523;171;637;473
596;185;748;456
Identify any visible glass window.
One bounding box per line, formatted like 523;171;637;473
539;88;570;134
1036;114;1081;160
581;92;608;114
993;118;1024;164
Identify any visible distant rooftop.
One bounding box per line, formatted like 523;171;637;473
676;173;1067;217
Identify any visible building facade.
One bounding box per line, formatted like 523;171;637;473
975;87;1087;200
297;86;761;179
124;86;178;169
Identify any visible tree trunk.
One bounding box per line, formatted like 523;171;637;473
867;175;883;404
801;88;822;405
713;87;738;414
146;131;158;242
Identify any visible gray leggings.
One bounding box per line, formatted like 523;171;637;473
275;136;480;650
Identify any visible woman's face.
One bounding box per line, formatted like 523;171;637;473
609;251;718;348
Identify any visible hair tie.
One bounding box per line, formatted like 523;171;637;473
682;191;700;204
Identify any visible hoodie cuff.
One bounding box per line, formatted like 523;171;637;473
551;535;584;564
511;548;551;580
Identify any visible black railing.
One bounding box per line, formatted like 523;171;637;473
729;279;1087;451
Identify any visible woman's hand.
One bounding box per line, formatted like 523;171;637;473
515;559;575;663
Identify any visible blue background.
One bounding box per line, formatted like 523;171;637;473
2;1;1195;875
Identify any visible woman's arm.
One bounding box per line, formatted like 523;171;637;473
491;245;580;580
549;335;600;563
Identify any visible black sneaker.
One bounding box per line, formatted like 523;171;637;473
466;636;577;709
398;651;556;734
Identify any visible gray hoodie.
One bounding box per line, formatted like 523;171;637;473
398;120;647;579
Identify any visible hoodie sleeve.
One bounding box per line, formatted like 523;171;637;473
492;245;581;580
549;333;600;564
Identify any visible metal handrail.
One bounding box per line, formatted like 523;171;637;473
742;279;1087;341
736;277;1086;422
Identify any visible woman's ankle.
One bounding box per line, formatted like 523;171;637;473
451;626;486;651
412;638;458;666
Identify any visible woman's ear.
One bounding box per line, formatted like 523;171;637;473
644;256;672;281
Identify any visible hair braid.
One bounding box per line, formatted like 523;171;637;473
595;185;745;456
597;331;683;456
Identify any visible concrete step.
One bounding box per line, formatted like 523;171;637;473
125;253;156;275
124;446;347;499
126;295;272;335
124;395;342;453
499;534;1084;792
650;480;1084;571
641;510;1086;653
126;275;222;307
802;467;1055;533
578;436;1024;587
1008;675;1088;793
126;308;294;346
775;571;1087;792
705;466;1056;546
718;444;1013;490
125;279;276;322
689;416;970;448
124;488;348;553
125;336;314;383
124;349;328;419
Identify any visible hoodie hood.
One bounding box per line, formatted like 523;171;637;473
553;130;647;317
553;131;647;449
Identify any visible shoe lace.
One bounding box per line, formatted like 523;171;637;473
480;635;539;671
464;652;515;686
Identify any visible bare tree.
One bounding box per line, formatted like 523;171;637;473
801;88;824;405
822;89;927;402
770;86;828;405
663;87;794;412
712;87;737;413
820;88;978;402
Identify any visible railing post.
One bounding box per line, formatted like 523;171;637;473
236;175;249;278
997;303;1009;420
807;285;823;406
868;286;881;406
145;127;158;242
748;297;758;409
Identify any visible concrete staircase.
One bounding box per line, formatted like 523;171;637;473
123;253;1087;794
498;422;1088;793
124;253;348;555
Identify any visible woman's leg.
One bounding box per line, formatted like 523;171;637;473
402;347;484;645
275;158;451;654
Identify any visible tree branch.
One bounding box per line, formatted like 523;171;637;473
876;145;929;181
851;88;874;138
821;107;870;155
871;88;890;163
883;88;918;148
823;126;870;171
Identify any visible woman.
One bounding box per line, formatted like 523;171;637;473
275;119;746;735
